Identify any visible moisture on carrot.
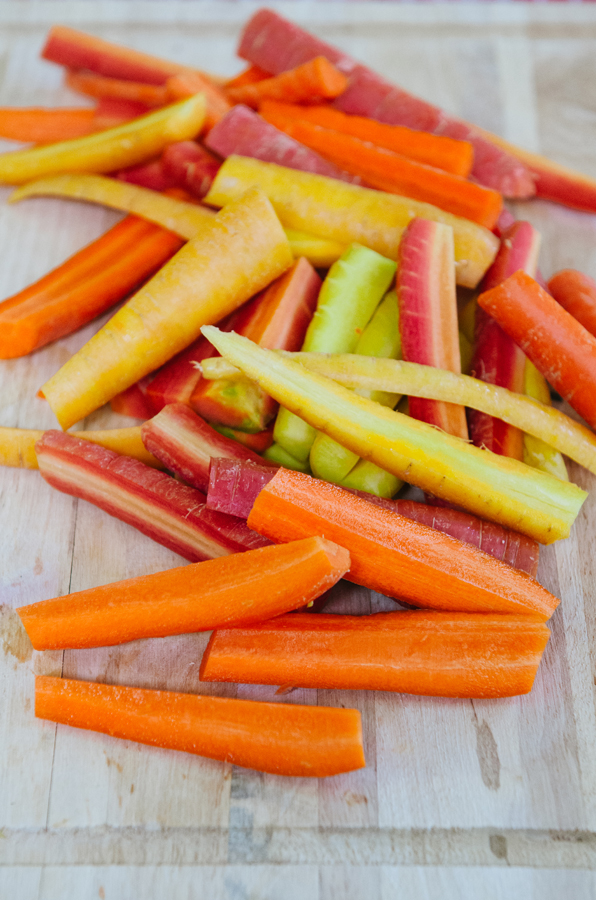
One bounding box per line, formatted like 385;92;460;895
227;56;348;107
35;676;365;778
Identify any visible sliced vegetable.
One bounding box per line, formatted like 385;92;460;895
226;65;271;90
200;611;550;699
262;442;311;472
207;457;276;518
523;360;569;481
65;69;168;107
165;72;232;131
0;426;161;470
116;158;178;192
161;141;221;199
227;57;348;107
548;269;596;338
0;107;97;143
35;676;364;778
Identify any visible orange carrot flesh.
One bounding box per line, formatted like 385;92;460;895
0;215;183;358
246;469;559;620
200;612;551;699
65;70;168;108
166;72;232;131
35;676;365;777
259;100;474;177
225;65;271;90
18;536;349;650
477;270;596;432
0;107;97;143
548;269;596;339
261;116;502;229
227;57;348;108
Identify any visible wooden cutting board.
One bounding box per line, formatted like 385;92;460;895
2;3;596;897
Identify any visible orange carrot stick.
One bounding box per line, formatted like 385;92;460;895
200;612;550;699
18;536;349;650
262;116;502;229
227;56;348;108
65;69;168;107
0;107;97;143
35;676;365;777
259;100;474;177
548;269;596;339
246;468;559;619
225;65;271;90
477;270;596;432
0;215;183;358
166;72;232;131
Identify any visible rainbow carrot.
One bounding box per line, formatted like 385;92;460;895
548;269;596;338
0;107;97;143
225;65;270;90
65;70;168;107
227;57;348;107
165;72;232;131
0;425;161;470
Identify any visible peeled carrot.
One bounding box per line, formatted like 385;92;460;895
200;612;550;699
225;65;270;90
65;70;168;107
259;100;474;177
92;96;150;128
478;270;596;432
548;269;596;339
166;72;232;130
263;116;503;229
35;676;365;777
227;56;348;107
0;107;97;143
246;468;559;619
0;215;183;358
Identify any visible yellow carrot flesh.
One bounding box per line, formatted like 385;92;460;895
204;156;500;289
523;359;569;481
0;426;162;469
0;95;206;184
40;189;292;430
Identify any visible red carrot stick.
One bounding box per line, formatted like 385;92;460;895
35;676;365;777
65;70;168;107
200;611;550;699
0;107;97;143
477;270;596;432
161;141;221;199
116;157;178;192
227;57;348;108
92;96;149;128
110;379;156;420
207;458;277;519
548;269;596;339
246;468;558;618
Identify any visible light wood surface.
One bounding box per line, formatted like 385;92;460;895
2;2;596;896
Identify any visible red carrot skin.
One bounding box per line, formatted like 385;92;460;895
0;107;97;143
161;141;221;199
214;425;274;454
478;270;596;431
116;158;178;192
226;65;271;90
397;218;468;439
145;334;220;413
468;221;540;460
200;612;551;699
92;96;149;128
36;676;364;778
259;100;474;177
206;458;539;577
494;207;516;238
65;70;168;107
110;379;156;419
265;115;503;229
0;215;183;359
191;258;321;432
247;468;558;619
227;57;348;108
36;431;269;562
141;403;274;493
548;270;596;339
165;72;232;131
19;537;349;650
204;105;356;182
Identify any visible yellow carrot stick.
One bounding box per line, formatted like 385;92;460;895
200;328;586;544
523;359;569;481
0;95;206;185
11;174;343;268
0;426;162;469
40;188;292;431
204;156;500;288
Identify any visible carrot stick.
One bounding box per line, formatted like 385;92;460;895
200;612;550;699
35;676;364;777
246;468;559;618
227;57;348;107
19;536;349;650
0;425;162;469
262;116;503;229
477;270;596;432
0;107;97;143
166;72;232;131
0;215;183;358
225;65;271;90
65;70;168;107
548;269;596;339
92;96;150;128
259;100;474;177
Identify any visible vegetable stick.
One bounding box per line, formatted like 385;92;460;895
226;66;271;90
263;115;503;229
262;442;311;473
200;329;586;542
0;95;206;184
204;156;500;288
548;269;596;338
0;107;97;143
201;612;550;699
246;468;558;617
523;360;569;482
206;458;540;577
39;188;292;430
259;100;474;176
65;70;168;107
213;424;274;454
92;96;149;128
275;351;596;479
19;536;349;650
273;244;396;462
227;57;348;107
282;229;345;269
161;141;221;199
165;72;232;131
111;381;157;419
0;215;183;358
141;404;274;493
477;270;596;432
0;426;162;470
116;158;178;192
36;431;269;561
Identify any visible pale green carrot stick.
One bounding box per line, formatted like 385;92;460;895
262;442;311;473
339;458;403;497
